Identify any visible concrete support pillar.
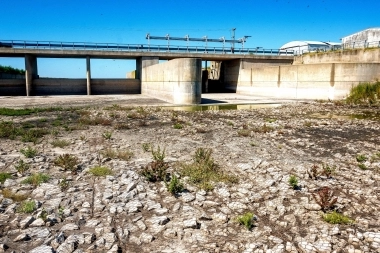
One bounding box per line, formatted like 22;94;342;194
136;57;159;80
25;54;38;96
86;56;91;95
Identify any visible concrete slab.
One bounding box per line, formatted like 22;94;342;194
0;93;312;109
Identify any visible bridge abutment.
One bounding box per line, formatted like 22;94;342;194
136;57;159;80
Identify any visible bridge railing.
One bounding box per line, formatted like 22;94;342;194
0;40;294;56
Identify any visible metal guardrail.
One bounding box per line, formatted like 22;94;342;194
0;40;294;56
342;40;380;49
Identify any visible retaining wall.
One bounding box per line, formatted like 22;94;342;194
0;79;26;96
235;62;380;99
294;48;380;64
141;58;202;104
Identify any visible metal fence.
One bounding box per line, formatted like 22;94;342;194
0;40;294;56
342;40;380;49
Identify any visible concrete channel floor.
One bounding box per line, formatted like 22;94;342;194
0;93;310;109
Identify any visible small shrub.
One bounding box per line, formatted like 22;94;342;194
1;188;28;202
323;211;353;224
18;200;36;213
151;145;166;162
20;146;38;158
288;175;298;189
346;81;380;105
322;164;336;178
102;131;112;140
22;173;50;187
308;164;320;179
59;178;70;191
21;128;48;143
117;150;134;161
54;154;80;174
356;154;367;163
173;123;183;129
88;166;113;177
51;139;70;148
312;186;337;212
358;163;368;170
237;129;251;137
166;175;184;195
142;143;152;152
180;148;238;191
15;160;30;174
141;160;169;182
0;172;12;184
237;212;255;230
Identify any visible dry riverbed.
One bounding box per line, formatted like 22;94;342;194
0;102;379;253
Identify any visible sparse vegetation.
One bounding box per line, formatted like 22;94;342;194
358;163;368;170
88;166;113;177
21;173;50;187
356;154;367;163
102;131;113;140
102;148;134;161
17;200;36;213
236;212;255;230
322;163;336;178
59;178;70;191
346;81;380;105
166;174;184;195
288;175;298;189
312;186;337;212
141;145;169;182
0;172;12;184
180;148;238;191
173;123;183;129
15;160;30;174
20;146;38;158
1;188;28;202
323;211;354;224
142;143;152;152
54;154;80;174
51;139;70;148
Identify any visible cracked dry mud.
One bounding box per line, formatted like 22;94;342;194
0;102;379;253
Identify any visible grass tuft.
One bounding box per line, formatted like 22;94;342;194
237;212;255;230
323;211;354;224
51;139;70;148
0;172;12;184
1;188;28;202
346;81;380;105
166;175;184;195
21;173;50;187
17;200;36;213
180;148;238;191
88;166;113;177
288;175;298;189
20;146;38;158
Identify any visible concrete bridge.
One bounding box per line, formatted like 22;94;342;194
1;40;380;104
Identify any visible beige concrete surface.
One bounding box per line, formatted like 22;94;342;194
0;93;308;109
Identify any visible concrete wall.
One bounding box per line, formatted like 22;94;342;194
235;63;380;100
294;48;380;64
141;58;202;104
0;73;24;79
30;78;140;96
0;79;26;96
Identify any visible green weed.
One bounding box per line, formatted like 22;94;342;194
346;81;380;105
0;173;12;184
166;175;184;195
173;123;183;129
20;146;38;158
54;154;80;174
288;175;298;189
356;154;367;162
323;211;353;224
142;143;152;152
102;131;112;140
88;166;113;177
15;160;30;174
51;139;70;148
18;200;36;213
22;173;50;187
180;148;238;191
236;212;255;230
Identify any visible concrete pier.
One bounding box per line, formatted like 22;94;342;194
25;54;38;96
141;58;202;104
86;56;91;95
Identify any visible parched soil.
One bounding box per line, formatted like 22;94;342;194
0;101;379;253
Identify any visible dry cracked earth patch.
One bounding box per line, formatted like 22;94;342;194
0;102;379;253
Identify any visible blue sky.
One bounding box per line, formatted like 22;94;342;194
0;0;379;78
